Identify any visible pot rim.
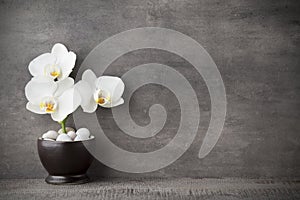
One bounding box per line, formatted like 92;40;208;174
38;135;95;143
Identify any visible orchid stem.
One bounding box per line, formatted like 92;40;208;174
59;116;68;133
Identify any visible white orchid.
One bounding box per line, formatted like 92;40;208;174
25;43;126;136
25;76;81;122
75;69;125;113
28;43;76;81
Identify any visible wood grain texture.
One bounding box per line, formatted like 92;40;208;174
1;178;299;200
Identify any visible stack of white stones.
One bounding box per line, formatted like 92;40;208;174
41;127;93;142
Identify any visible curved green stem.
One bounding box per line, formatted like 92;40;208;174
59;116;68;133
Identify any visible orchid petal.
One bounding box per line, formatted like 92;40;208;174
51;88;81;122
51;43;68;61
75;80;97;113
100;98;124;108
28;53;56;77
26;102;46;114
82;69;97;89
54;77;74;97
75;80;92;105
57;51;76;80
25;76;57;105
82;97;98;113
112;98;124;107
95;76;124;102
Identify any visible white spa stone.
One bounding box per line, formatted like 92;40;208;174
42;130;58;140
76;128;90;139
56;134;72;141
43;138;55;141
67;131;77;140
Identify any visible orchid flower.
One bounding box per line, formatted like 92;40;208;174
75;69;124;113
28;43;76;81
25;76;81;122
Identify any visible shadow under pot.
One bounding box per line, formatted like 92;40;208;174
37;137;95;185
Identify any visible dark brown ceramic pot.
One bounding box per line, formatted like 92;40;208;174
37;137;95;185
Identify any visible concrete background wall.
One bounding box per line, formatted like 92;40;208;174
0;0;299;179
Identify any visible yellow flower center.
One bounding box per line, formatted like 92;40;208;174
45;64;61;79
40;97;57;113
96;97;105;104
50;70;60;78
94;89;111;105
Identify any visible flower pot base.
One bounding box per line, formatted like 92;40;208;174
45;174;90;185
38;138;95;185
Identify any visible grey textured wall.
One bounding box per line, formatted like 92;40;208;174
0;0;299;179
